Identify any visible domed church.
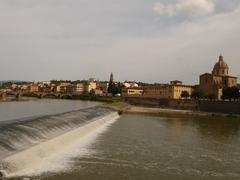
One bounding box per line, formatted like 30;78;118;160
198;54;237;100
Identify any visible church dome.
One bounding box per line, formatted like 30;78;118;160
212;54;229;76
213;55;228;69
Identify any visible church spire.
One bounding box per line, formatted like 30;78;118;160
219;53;223;61
108;72;114;94
110;72;114;82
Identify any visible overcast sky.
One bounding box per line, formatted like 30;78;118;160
0;0;239;84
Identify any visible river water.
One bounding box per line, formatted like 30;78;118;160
0;100;240;180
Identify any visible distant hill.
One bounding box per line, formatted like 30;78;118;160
0;80;32;87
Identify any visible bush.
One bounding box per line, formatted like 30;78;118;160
181;91;190;99
191;91;206;99
222;87;240;101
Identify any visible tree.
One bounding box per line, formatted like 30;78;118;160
117;82;122;94
107;73;122;96
181;91;190;99
107;72;114;94
222;87;240;101
111;84;120;95
207;93;216;100
191;91;205;99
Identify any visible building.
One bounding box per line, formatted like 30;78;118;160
122;87;144;97
123;81;139;88
108;72;114;94
40;81;51;86
170;80;183;85
96;81;109;94
86;82;97;92
73;83;85;94
65;85;75;94
55;85;61;93
143;82;193;99
122;81;193;99
93;89;104;96
198;54;237;99
20;85;29;92
28;84;39;92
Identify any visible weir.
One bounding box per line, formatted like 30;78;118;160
0;107;119;178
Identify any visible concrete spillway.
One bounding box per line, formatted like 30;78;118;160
0;107;119;178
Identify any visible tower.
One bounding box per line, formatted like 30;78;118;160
212;54;229;76
199;54;237;100
108;72;114;93
110;72;114;83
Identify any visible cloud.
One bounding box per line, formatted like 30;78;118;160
107;4;240;83
0;0;239;83
153;0;215;17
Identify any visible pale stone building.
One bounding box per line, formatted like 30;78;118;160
73;83;85;94
122;87;144;97
96;82;109;94
123;81;139;88
28;84;39;92
86;82;97;92
122;81;194;99
199;54;237;99
142;82;193;99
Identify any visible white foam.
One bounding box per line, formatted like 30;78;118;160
1;112;119;178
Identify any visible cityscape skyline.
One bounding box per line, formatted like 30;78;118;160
1;54;239;86
1;54;238;101
1;1;240;179
0;0;240;84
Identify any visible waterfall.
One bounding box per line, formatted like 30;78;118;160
0;107;119;178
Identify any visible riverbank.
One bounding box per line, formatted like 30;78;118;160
0;96;38;102
2;96;239;119
101;102;240;119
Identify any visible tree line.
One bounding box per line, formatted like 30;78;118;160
191;86;240;101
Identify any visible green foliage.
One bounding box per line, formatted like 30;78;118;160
181;91;190;99
108;81;122;95
191;91;206;99
207;93;216;100
111;85;119;95
1;81;32;88
109;83;122;95
222;87;240;101
107;82;114;94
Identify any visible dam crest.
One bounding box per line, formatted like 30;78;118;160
0;107;119;178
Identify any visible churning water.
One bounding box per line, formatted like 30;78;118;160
1;100;240;180
0;100;119;179
45;114;240;180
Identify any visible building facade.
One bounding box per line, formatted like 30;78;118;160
122;81;194;99
142;83;193;99
28;84;39;92
122;87;144;97
198;54;237;99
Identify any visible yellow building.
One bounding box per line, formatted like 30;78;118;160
143;82;193;99
122;81;194;99
122;87;144;97
28;84;39;92
199;54;237;99
86;82;97;92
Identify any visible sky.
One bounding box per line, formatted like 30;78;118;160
0;0;239;84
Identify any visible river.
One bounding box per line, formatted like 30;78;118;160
0;100;240;180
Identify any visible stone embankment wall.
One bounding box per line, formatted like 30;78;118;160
125;97;198;110
199;101;240;114
125;97;240;114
